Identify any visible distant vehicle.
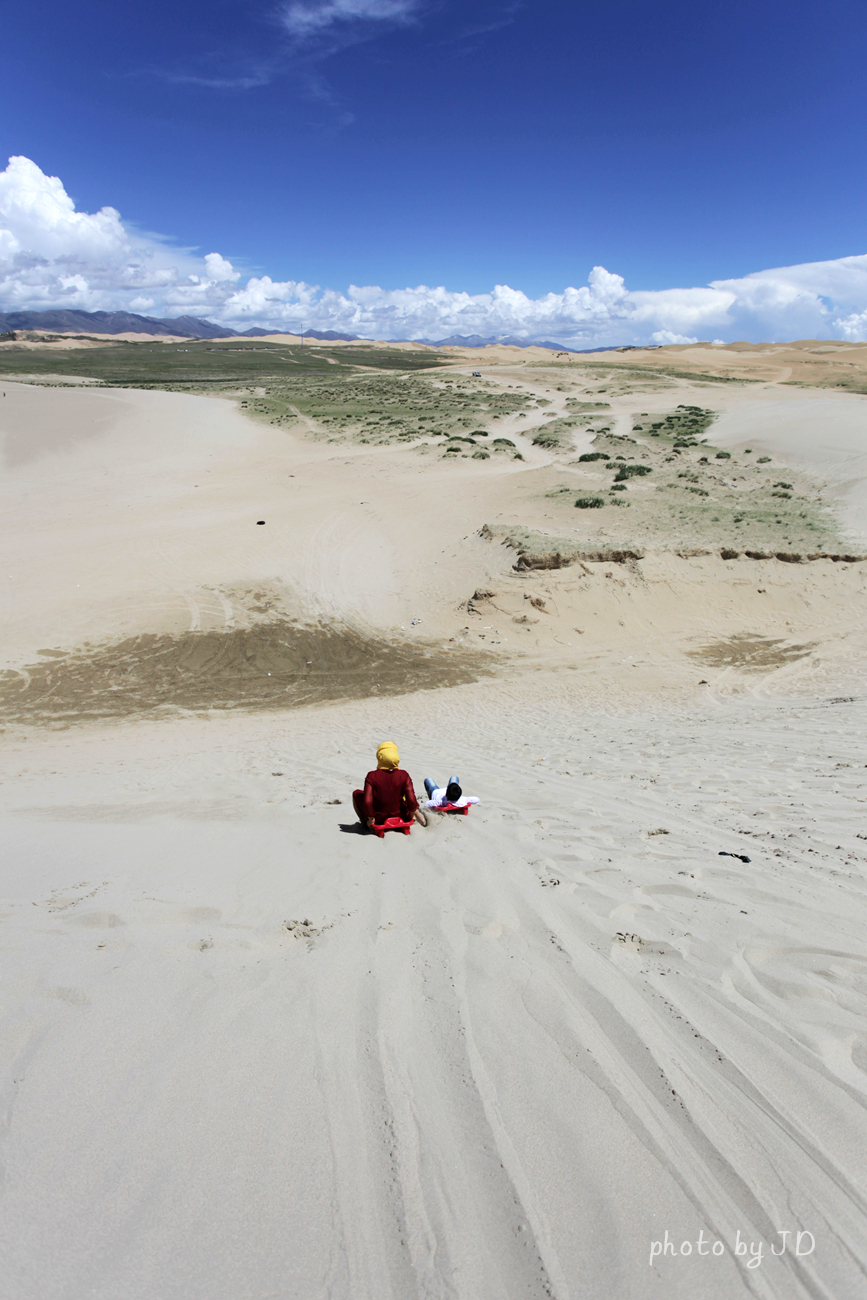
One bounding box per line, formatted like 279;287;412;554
472;371;481;377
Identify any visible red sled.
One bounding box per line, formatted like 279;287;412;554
372;816;413;838
439;803;470;815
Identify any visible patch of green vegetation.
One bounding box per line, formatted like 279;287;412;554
0;338;449;388
567;364;676;395
235;370;533;445
527;401;844;553
530;417;580;450
0;339;544;450
645;405;716;444
575;496;605;509
613;463;652;482
783;376;867;395
652;368;760;384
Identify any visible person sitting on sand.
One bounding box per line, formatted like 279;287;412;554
422;776;480;811
353;742;427;831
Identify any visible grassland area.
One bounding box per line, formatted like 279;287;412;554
243;370;533;447
0;336;448;384
1;333;863;565
0;336;540;450
511;400;844;559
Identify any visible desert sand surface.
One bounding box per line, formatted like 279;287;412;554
0;332;191;347
2;347;867;1299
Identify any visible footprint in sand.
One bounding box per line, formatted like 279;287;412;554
284;917;335;944
71;911;124;928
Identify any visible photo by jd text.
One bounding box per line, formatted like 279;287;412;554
649;1229;816;1269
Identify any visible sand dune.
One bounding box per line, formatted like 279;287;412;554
2;352;867;1298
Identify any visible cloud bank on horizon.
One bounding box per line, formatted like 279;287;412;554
3;155;867;346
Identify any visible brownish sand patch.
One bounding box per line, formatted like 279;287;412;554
0;620;490;726
688;633;817;671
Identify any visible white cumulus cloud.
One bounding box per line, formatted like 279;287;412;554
0;156;237;317
3;156;867;346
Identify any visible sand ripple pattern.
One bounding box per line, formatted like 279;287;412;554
0;619;490;724
1;691;866;1298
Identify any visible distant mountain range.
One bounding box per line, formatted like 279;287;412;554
425;334;579;351
0;309;360;343
0;309;627;352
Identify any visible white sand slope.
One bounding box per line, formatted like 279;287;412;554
2;688;866;1299
712;392;867;544
2;363;867;1298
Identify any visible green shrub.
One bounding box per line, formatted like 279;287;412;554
610;483;628;492
578;451;611;462
613;464;652;482
715;450;731;459
472;449;490;459
575;496;605;509
757;456;771;463
532;427;567;448
492;437;515;448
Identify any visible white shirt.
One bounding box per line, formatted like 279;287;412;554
424;786;480;809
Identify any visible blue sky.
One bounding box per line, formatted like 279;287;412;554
2;0;867;343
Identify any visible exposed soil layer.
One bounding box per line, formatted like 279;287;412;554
0;620;491;726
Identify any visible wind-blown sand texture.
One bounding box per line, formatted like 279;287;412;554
2;341;867;1299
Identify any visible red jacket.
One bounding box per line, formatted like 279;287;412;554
362;769;419;824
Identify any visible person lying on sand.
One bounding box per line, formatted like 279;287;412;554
423;777;480;811
353;742;428;831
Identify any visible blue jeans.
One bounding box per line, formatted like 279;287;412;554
424;776;459;797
